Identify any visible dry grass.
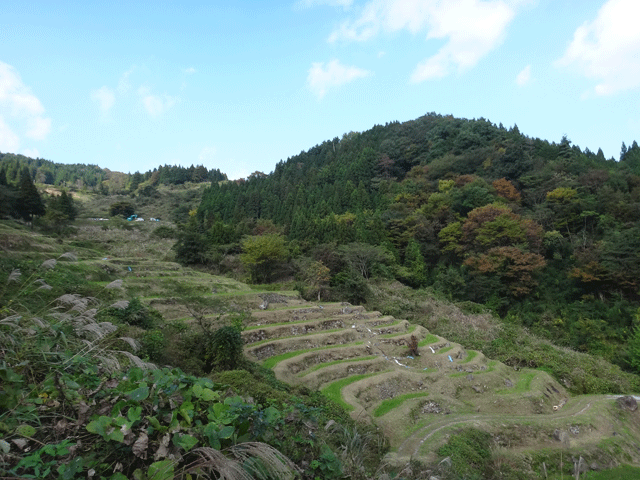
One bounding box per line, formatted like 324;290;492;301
74;224;176;259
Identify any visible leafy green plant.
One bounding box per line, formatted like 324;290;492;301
310;444;343;480
140;329;167;362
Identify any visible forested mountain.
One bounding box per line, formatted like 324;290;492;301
0;152;227;194
0;152;107;189
181;113;640;371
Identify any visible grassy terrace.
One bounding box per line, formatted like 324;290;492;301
378;324;417;338
261;342;365;369
497;370;537;394
321;372;387;411
299;355;379;376
460;350;479;363
245;318;343;330
418;333;439;346
373;393;430;417
244;327;347;347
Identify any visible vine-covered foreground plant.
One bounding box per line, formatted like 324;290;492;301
0;257;299;479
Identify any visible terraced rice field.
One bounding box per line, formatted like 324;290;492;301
235;298;628;465
85;245;640;468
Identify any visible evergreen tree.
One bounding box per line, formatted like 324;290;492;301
130;171;144;192
49;189;77;221
16;168;45;224
404;238;427;287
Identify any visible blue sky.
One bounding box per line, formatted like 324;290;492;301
1;0;639;179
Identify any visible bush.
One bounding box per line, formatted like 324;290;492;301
104;298;161;330
140;329;167;362
109;200;134;217
206;325;244;372
151;225;177;239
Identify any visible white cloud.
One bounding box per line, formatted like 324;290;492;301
118;67;135;94
0;116;20;153
138;86;178;118
26;116;51;140
91;86;116;113
184;67;197;75
198;146;217;162
0;61;51;153
327;0;518;82
556;0;640;96
516;64;531;86
307;59;371;98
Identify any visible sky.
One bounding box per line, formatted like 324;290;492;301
1;0;639;180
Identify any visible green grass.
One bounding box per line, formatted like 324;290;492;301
299;356;378;377
418;334;439;346
260;342;365;369
578;465;640;479
373;393;430;417
321;372;382;411
460;350;478;363
378;325;417;338
438;346;453;354
497;371;536;394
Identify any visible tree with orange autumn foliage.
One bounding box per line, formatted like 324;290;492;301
492;177;521;202
464;246;546;296
440;203;546;297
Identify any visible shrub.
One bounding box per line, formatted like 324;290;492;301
103;297;161;330
109;200;134;217
151;225;177;239
206;325;244;372
140;329;167;362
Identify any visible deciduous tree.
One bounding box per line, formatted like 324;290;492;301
240;233;288;283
